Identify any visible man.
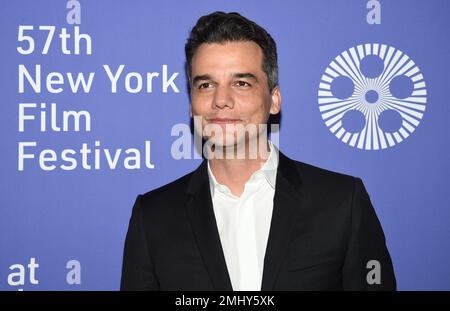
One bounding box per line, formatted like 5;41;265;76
120;11;396;291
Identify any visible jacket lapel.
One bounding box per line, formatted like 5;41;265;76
261;152;304;290
184;161;233;290
184;151;304;291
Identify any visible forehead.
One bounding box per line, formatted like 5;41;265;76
191;41;264;75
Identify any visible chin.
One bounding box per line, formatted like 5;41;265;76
203;132;261;160
204;136;238;148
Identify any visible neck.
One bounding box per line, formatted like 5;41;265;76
208;139;271;197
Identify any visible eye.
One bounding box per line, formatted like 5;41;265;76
235;81;251;88
198;82;212;89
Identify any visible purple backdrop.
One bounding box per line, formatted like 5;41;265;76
0;0;449;290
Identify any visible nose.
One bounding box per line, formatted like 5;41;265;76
212;84;234;110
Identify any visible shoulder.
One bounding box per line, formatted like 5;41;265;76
281;154;370;227
298;160;356;185
283;153;358;189
279;153;364;207
132;160;207;217
128;169;196;227
139;168;196;206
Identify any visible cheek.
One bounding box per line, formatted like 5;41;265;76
191;99;210;115
243;98;271;120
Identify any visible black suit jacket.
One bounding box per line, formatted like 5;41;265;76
121;152;396;290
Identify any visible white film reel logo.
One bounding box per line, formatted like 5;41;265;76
318;43;427;150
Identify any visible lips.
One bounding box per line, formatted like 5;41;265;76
207;118;242;124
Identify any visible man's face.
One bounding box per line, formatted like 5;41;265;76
189;41;281;149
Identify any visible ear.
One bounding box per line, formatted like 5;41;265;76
269;86;281;115
189;104;193;118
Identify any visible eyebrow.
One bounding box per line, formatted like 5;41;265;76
191;72;259;85
192;74;212;85
232;72;258;82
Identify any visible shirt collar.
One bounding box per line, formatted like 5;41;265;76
207;141;279;197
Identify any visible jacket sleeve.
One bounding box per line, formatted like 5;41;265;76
120;195;160;290
342;178;396;290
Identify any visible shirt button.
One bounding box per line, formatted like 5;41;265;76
219;185;228;193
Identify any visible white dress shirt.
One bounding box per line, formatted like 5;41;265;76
207;141;279;291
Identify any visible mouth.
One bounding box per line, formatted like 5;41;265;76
206;118;242;124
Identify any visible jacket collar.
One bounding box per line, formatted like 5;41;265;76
185;151;303;290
